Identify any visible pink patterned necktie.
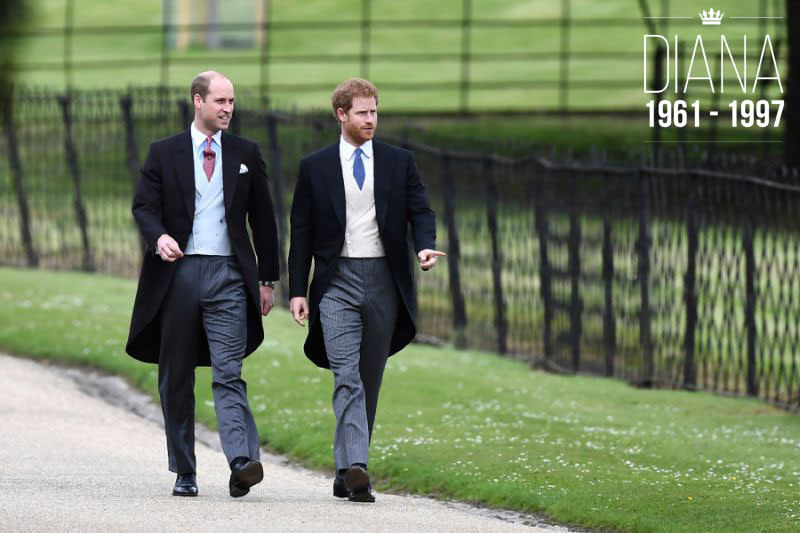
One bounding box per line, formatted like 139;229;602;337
203;136;215;181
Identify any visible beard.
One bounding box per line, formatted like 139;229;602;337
345;122;375;145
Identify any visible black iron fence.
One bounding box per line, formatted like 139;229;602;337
2;87;800;410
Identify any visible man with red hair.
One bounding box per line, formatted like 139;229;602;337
288;78;444;502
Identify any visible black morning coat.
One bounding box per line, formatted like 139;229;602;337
288;139;437;369
125;130;280;366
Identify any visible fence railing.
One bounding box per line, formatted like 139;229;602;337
2;87;800;411
7;0;788;112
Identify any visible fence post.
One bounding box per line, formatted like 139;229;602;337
402;138;419;319
312;119;325;150
3;91;38;267
602;172;615;376
120;92;147;253
568;171;582;372
651;43;665;163
230;107;241;136
266;115;286;278
360;0;371;79
58;93;95;272
259;1;271;105
64;0;74;90
559;0;570;113
676;42;687;148
534;170;553;363
683;177;698;389
757;0;769;163
407;230;419;320
441;152;467;348
120;93;140;189
459;0;472;114
484;156;507;354
160;0;170;88
637;169;653;385
706;54;723;168
177;99;191;130
758;38;781;161
743;188;758;397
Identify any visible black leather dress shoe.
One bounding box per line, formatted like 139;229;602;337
344;465;375;503
172;473;198;497
229;459;264;498
348;483;376;503
333;472;349;498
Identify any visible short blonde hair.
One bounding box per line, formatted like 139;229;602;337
331;78;379;122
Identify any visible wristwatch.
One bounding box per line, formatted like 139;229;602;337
259;281;277;289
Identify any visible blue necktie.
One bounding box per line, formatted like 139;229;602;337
353;147;365;190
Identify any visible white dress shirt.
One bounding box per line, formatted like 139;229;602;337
339;136;385;258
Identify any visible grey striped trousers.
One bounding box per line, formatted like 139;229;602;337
318;257;399;469
158;255;261;474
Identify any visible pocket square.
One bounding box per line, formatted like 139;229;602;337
239;163;248;174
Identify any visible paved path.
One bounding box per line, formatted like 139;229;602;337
0;354;573;532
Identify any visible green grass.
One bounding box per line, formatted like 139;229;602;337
1;266;800;531
12;0;789;114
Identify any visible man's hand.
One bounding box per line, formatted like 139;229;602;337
418;249;446;271
260;286;274;316
289;296;309;326
156;234;183;262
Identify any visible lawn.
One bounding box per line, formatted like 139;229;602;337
11;0;789;113
1;266;799;532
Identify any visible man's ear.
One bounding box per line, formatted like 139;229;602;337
336;107;347;123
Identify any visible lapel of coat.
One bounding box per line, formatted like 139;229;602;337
221;132;240;214
175;131;196;220
323;143;346;230
372;140;392;233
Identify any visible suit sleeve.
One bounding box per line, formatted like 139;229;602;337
132;143;168;252
405;152;436;253
288;158;313;299
247;142;281;282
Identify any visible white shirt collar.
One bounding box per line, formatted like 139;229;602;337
190;122;222;151
339;136;372;161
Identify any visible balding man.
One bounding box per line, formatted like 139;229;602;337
126;72;280;498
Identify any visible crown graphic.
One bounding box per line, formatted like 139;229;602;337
699;8;724;25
